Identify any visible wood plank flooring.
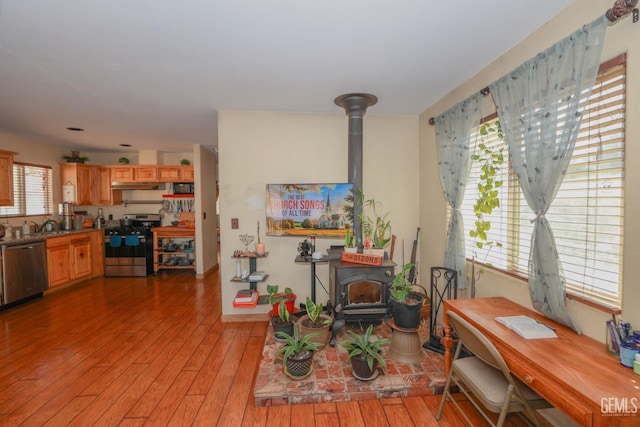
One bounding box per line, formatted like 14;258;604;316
0;270;528;426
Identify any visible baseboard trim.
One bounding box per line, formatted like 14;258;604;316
221;313;270;323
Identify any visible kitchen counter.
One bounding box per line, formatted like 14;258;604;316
0;229;98;246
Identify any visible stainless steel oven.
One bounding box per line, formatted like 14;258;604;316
103;214;160;277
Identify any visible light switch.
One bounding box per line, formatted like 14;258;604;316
231;218;239;229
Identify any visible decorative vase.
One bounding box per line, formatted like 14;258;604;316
392;292;424;329
284;350;314;379
297;313;332;350
350;355;379;381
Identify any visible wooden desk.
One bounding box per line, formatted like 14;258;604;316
443;297;639;426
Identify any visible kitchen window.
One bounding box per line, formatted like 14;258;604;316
461;55;625;310
0;162;53;217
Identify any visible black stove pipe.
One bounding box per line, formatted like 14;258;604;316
334;93;377;249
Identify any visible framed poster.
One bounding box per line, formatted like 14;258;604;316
266;183;354;237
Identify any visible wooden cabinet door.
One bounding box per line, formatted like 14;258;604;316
75;165;92;205
92;166;121;205
157;166;182;182
47;239;71;288
182;166;194;182
0;150;15;206
70;235;92;279
135;166;157;182
111;166;135;182
90;230;104;278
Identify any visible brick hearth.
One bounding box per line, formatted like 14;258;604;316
253;321;446;406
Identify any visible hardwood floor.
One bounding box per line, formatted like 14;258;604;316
0;271;528;426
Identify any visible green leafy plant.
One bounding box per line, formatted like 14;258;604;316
62;150;89;162
342;324;391;371
344;225;355;248
277;299;290;323
180;158;191;165
469;121;505;297
390;263;413;302
304;297;331;326
276;323;320;363
118;157;130;164
266;284;294;305
356;189;391;250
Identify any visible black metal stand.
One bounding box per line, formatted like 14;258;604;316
423;266;457;354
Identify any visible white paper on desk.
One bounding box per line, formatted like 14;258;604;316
495;315;557;339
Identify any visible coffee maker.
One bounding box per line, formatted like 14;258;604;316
59;202;75;230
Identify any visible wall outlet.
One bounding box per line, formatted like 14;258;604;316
231;218;239;229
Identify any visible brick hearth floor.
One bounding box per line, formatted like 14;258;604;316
253;321;446;406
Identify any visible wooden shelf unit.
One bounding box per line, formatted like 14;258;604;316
151;227;196;273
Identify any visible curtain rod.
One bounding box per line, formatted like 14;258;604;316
428;87;490;126
429;0;637;127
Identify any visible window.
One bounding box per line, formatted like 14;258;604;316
461;56;625;309
0;162;53;217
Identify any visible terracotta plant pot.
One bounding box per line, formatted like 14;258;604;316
392;292;424;330
297;313;332;350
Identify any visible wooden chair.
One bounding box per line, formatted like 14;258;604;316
436;311;551;426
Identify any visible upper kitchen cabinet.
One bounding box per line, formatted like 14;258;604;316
91;166;122;206
157;166;194;183
61;163;121;206
0;150;16;206
111;166;157;182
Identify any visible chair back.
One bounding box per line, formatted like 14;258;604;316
447;311;510;375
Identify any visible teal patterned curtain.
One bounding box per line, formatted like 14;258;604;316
435;94;481;290
489;16;608;332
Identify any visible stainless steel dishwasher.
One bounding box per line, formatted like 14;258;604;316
1;240;48;305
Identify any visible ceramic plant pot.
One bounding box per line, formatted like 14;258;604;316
272;319;294;343
350;355;379;381
271;293;297;316
392;292;424;330
284;350;314;379
297;313;332;350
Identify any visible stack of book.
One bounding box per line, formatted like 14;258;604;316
233;289;259;308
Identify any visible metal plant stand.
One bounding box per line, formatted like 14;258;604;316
423;267;457;354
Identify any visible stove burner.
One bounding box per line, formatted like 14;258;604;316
104;226;149;236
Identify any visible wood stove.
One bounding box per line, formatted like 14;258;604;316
329;252;395;345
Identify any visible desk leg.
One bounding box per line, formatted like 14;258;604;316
442;312;453;377
310;262;316;303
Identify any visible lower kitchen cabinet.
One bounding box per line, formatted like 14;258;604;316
46;231;95;289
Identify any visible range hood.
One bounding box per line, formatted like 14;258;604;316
111;182;160;190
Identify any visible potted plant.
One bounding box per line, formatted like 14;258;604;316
344;225;357;253
276;323;320;379
357;190;391;257
180;158;191;165
342;324;390;380
297;297;332;350
267;284;297;316
390;263;424;329
272;300;294;343
118;157;130;164
62;150;89;163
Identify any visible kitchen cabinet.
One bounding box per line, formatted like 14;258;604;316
91;166;122;206
111;166;157;182
151;227;196;273
61;163;121;206
46;232;93;289
157;166;194;183
90;230;104;278
0;150;15;206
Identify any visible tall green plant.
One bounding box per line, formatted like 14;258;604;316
356;189;392;250
468;121;504;297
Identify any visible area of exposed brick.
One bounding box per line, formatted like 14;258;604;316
253;322;446;406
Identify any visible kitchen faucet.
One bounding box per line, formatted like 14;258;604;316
40;219;59;232
30;220;41;233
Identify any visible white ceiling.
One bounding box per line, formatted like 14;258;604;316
0;1;573;153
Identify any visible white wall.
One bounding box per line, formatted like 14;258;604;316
219;111;419;316
419;0;640;341
194;144;218;275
